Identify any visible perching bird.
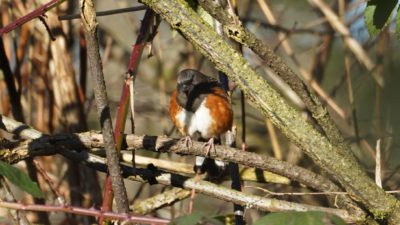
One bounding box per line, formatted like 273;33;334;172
169;69;233;177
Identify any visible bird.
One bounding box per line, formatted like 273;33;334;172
169;69;233;177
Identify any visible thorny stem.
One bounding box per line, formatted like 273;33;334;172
0;0;66;35
0;201;169;224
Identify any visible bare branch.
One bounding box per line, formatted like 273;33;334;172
65;150;358;223
0;114;365;219
131;188;190;215
79;0;129;213
58;5;147;20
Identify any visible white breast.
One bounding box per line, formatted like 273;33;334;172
175;100;213;138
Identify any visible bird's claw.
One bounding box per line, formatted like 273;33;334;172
181;136;193;148
202;137;215;156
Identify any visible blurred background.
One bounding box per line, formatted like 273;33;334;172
0;0;399;224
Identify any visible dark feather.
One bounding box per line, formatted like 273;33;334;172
176;69;220;112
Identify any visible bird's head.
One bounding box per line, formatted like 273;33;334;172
177;69;208;96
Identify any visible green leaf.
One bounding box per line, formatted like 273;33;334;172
364;0;399;37
171;212;204;225
0;160;44;198
253;211;346;225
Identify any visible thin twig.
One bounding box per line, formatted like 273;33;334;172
0;201;169;224
307;0;381;86
375;139;382;188
256;0;345;119
0;0;66;35
0;177;31;225
58;5;147;20
245;185;400;196
32;159;66;205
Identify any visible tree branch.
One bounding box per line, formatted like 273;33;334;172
131;187;190;215
121;152;290;184
61;149;357;223
58;5;147;20
0;114;366;223
79;0;129;213
0;114;364;219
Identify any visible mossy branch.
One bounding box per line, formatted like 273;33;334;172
139;0;400;222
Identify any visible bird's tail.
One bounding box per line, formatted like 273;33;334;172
195;156;228;180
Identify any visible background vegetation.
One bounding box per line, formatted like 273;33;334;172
0;0;399;224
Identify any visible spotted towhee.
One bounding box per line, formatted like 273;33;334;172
169;69;233;176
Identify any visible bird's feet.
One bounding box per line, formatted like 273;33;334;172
180;135;193;148
202;137;215;156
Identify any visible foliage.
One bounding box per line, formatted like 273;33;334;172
0;160;43;198
364;0;399;36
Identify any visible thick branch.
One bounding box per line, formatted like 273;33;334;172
62;150;357;223
131;188;190;215
138;0;400;221
0;115;365;222
0;124;364;219
79;0;129;213
121;153;290;184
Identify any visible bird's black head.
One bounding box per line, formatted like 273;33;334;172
177;69;209;95
176;69;218;111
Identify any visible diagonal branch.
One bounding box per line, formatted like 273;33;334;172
79;0;129;213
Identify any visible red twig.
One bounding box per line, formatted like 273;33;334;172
32;159;66;205
0;0;65;35
0;201;169;224
99;9;160;224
